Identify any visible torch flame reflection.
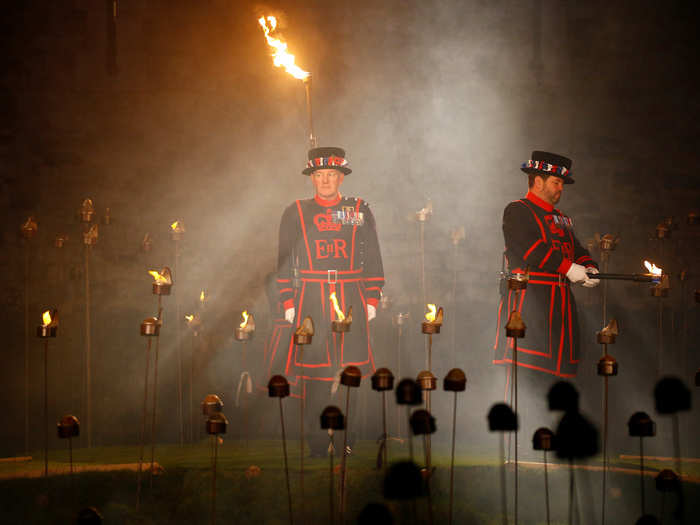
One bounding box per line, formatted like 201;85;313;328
42;310;52;327
644;260;663;276
425;304;437;322
240;310;249;329
258;15;309;80
330;292;345;321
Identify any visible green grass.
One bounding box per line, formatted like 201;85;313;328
1;439;698;524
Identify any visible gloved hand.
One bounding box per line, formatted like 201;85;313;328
367;304;376;321
565;262;589;284
284;307;295;324
582;267;600;288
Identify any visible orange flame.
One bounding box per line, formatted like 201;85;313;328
148;270;169;284
258;15;309;80
200;290;206;303
425;304;437;322
185;314;194;322
644;260;663;276
329;292;345;321
42;310;52;326
171;220;179;230
240;310;249;329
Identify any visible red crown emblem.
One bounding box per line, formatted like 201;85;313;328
314;210;341;232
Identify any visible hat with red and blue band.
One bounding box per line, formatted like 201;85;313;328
521;151;574;184
302;146;352;176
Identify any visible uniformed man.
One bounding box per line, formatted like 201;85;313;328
271;146;385;455
493;151;599;437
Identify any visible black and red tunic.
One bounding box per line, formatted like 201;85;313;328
493;191;598;377
267;194;385;395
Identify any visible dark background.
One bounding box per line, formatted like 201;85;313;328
1;0;699;457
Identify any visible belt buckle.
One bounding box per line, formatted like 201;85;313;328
327;269;337;284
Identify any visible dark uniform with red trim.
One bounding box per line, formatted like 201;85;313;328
493;191;598;378
269;194;385;396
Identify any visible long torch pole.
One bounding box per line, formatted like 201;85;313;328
44;339;49;477
85;243;92;448
175;240;184;446
24;244;30;455
303;76;317;148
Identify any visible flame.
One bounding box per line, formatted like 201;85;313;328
171;221;179;230
644;260;663;276
425;304;437;322
200;290;206;303
185;314;194;322
42;310;52;326
240;310;249;329
148;270;169;284
329;292;345;321
258;15;310;80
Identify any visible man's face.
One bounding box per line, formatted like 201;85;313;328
311;169;344;200
539;175;564;205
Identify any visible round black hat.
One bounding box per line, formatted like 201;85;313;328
521;150;575;184
302;146;352;175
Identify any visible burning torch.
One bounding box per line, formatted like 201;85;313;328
170;220;185;446
38;309;58;477
234;310;255;449
258;15;316;147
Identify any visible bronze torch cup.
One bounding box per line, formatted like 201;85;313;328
140;317;161;337
37;326;57;338
421;321;440;334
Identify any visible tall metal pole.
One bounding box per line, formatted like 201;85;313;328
175;240;184;446
150;295;162;488
137;338;152;509
85;243;92;448
279;398;294;525
43;339;49;477
303;76;317;148
24;244;30;455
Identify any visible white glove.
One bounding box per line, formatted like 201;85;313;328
284;307;295;324
565;263;589;284
367;304;376;322
582;267;600;288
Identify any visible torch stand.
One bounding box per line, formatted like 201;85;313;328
136;338;152;510
339;385;352;522
23;241;30;456
174;240;184;447
150;296;164;489
43;338;49;477
84;242;92;448
279;398;293;525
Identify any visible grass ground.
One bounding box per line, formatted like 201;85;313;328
1;438;698;524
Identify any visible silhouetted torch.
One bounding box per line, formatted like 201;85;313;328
137;315;160;509
597;318;619;525
330;292;352;333
654;376;691;520
170;220;185;446
628;412;656;518
393;312;409;438
410;409;436;525
57;415;79;476
488;403;518;525
444;368;467;525
293;315;313;522
206;412;228;525
371;368;395;472
21;216;37;456
321;406;345;525
339;365;361;522
269;375;293;525
533;428;556;525
396;379;423;464
235;310;255;448
421;304;443;372
141;233;152;253
37;309;58;477
258;15;315;147
504;308;525;525
82;217;98;449
416;199;432;307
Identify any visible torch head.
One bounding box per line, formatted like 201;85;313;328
443;368;467;392
487;403;518;432
532;427;555;451
627;411;655;437
267;375;290;398
340;365;362;388
371;368;394;391
57;415;80;439
206;413;228;435
202;394;223;416
320;405;345;430
409;409;436;435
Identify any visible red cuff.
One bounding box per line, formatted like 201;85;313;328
283;299;295;310
557;258;573;275
366;298;379;308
